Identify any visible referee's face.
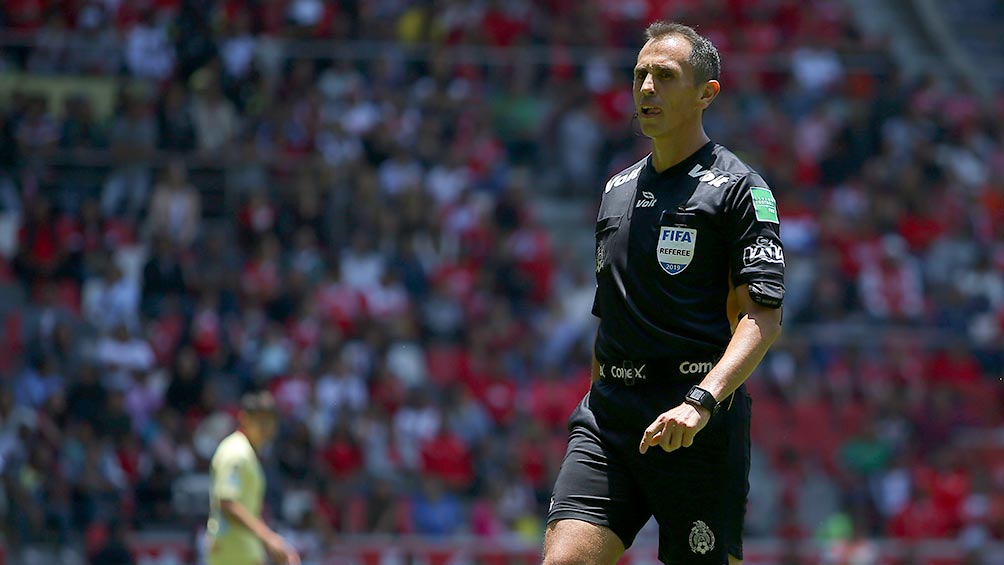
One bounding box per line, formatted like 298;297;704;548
633;35;709;140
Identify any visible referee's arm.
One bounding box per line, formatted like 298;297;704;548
639;284;781;454
695;283;781;403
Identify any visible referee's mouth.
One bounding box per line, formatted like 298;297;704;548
639;106;662;117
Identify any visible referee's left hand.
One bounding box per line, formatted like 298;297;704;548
639;403;711;454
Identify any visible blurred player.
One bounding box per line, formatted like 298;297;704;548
206;391;300;565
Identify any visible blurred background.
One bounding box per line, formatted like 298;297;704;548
0;0;1002;563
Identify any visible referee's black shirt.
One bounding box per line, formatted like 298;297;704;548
592;141;785;364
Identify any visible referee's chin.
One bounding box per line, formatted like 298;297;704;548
638;122;669;140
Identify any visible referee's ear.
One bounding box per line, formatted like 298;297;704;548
698;80;720;110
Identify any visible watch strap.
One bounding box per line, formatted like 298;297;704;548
684;385;719;415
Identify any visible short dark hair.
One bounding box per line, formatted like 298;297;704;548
240;390;277;416
644;21;721;85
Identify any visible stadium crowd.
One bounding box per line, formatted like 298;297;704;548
0;0;1003;561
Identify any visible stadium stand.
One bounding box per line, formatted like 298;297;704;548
0;0;1001;563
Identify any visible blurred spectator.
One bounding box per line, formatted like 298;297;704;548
410;477;464;537
141;237;187;317
164;346;206;418
839;417;894;479
93;324;154;390
66;364;107;424
13;355;63;410
348;477;411;535
123;9;174;81
311;353;367;438
61;95;106;150
157;82;197;152
191;70;238;154
83;261;141;334
220;11;257;81
65;3;121;75
889;488;950;539
89;520;134;565
25;12;68;73
393;388;441;471
857;235;925;322
102;92;158;219
15;95;59;156
12;196;73;292
146;158;201;247
556;97;605;189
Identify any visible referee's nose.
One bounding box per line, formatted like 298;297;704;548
640;72;656;95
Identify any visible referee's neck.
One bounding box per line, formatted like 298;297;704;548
650;127;710;173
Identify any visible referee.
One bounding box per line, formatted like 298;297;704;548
206;391;300;565
543;22;784;565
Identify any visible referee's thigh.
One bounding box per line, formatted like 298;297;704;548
543;519;625;565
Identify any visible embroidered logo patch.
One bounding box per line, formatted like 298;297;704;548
742;236;785;267
689;520;715;555
750;187;779;224
596;239;607;273
657;227;696;275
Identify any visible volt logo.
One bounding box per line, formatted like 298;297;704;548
636;191;657;208
605;166;643;193
688;164;731;188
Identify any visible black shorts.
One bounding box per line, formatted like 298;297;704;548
547;370;752;564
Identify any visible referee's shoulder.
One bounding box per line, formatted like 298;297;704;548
711;144;766;184
602;156;648;194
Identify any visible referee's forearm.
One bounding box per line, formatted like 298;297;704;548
698;306;781;402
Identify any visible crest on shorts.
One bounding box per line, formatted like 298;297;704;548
689;520;715;555
657;227;696;275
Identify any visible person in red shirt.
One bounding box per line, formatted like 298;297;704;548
888;488;950;539
420;426;474;491
13;196;73;294
319;420;364;480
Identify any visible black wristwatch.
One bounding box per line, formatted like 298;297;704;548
684;386;719;415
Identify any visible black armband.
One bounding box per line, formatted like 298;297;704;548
748;280;784;308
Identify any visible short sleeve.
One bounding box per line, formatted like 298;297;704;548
724;174;786;305
213;453;245;502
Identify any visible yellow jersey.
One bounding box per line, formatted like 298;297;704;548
206;431;267;565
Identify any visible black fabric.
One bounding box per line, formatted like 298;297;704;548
592;141;785;363
548;374;751;564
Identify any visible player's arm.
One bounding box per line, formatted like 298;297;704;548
220;498;278;543
215;458;300;565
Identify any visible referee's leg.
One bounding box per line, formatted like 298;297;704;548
542;519;625;565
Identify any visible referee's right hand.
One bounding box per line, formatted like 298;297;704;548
639;402;711;454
